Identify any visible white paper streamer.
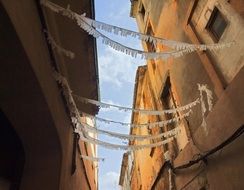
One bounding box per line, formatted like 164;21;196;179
53;71;173;151
73;118;181;141
41;0;234;52
74;14;195;60
77;129;174;151
53;71;105;160
198;84;213;132
53;71;213;153
74;94;199;115
44;30;75;59
81;154;105;162
80;110;192;128
81;15;234;51
40;0;231;60
53;71;85;134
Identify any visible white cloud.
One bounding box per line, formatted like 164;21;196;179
98;47;142;87
100;171;120;190
106;2;130;24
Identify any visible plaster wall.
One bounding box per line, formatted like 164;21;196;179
174;67;244;190
191;0;244;84
127;0;244;189
0;0;98;189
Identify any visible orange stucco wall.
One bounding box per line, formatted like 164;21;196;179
122;0;244;190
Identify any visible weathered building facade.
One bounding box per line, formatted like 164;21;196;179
120;0;244;189
0;0;99;189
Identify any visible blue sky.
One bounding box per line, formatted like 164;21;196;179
94;1;143;189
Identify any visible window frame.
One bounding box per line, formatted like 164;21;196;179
139;2;146;21
206;7;228;42
146;22;157;71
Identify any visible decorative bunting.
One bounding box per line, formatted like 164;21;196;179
44;0;218;164
77;129;174;151
54;71;175;152
40;0;234;55
40;0;234;61
73;117;181;141
74;94;199;115
198;83;213;133
54;70;213;142
81;155;105;162
81;110;192;128
45;30;75;59
75;16;195;60
81;15;234;51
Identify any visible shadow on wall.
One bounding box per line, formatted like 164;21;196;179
0;110;25;190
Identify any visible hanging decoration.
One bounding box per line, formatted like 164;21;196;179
77;129;174;152
81;154;105;162
40;0;234;55
54;69;214;133
80;15;234;51
42;0;217;165
74;94;199;115
198;84;213;133
80;110;192;128
40;0;186;60
73;117;181;141
53;71;106;161
53;71;214;153
44;30;75;59
54;71;174;152
75;15;196;60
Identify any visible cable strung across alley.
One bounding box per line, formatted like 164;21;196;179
173;124;244;171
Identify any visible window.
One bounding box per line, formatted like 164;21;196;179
139;2;146;21
160;77;189;155
150;147;156;157
206;7;227;42
146;24;156;52
146;23;157;71
161;77;179;156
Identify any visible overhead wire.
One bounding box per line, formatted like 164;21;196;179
173;124;244;171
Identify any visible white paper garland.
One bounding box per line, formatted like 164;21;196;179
80;110;192;128
198;84;213;133
53;72;104;160
54;70;213;133
81;154;105;162
40;0;234;52
53;71;213;153
74;94;199;115
73;118;181;141
40;0;234;61
45;30;75;59
53;70;85;134
54;71;174;151
81;15;234;51
75;15;196;60
77;129;174;151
